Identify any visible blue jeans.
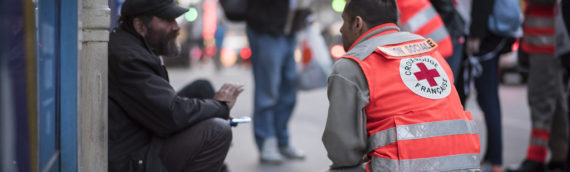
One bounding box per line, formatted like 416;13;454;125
247;28;298;149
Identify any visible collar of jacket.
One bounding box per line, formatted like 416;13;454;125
348;23;400;51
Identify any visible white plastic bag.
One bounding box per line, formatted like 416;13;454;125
297;23;333;90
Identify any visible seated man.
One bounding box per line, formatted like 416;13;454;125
108;0;243;171
322;0;480;171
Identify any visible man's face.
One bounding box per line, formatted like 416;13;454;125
340;11;358;52
145;16;181;57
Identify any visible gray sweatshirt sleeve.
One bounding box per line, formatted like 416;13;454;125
322;58;370;170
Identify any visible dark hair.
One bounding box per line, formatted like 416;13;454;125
118;15;153;31
344;0;398;27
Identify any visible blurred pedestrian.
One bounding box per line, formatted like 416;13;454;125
107;0;244;171
465;0;504;170
464;0;522;171
508;0;569;171
561;0;570;168
245;0;305;164
430;0;466;81
322;0;480;171
564;0;570;35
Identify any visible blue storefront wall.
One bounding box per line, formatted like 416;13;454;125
59;0;79;171
37;0;79;170
0;0;78;171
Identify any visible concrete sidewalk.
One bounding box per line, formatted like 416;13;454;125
167;62;532;172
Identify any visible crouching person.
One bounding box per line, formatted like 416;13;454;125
322;0;480;171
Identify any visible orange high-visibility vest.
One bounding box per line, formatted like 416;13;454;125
342;23;480;171
397;0;454;58
522;2;555;55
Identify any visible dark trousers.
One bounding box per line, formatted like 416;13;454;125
176;79;216;99
457;33;505;165
527;54;568;163
159;80;232;172
475;56;503;166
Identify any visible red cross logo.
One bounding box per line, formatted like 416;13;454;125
414;63;440;87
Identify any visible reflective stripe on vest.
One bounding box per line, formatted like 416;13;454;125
353;25;401;48
345;32;424;61
523;15;555;47
426;26;449;44
401;5;449;43
522;4;555;54
401;6;438;32
525;17;554;28
370;154;480;171
368;119;478;152
524;35;555;46
530;138;548;148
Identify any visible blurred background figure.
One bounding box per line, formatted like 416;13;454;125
463;0;522;171
397;0;454;59
244;0;306;164
429;0;466;82
508;0;569;171
560;0;570;168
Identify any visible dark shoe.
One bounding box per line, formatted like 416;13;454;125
547;161;567;172
279;146;305;160
506;159;546;172
220;163;230;172
259;138;283;164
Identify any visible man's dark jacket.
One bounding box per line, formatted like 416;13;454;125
469;0;494;39
108;26;229;172
246;0;290;36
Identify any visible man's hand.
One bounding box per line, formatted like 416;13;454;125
466;37;481;56
213;83;244;109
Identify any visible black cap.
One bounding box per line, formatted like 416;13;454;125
121;0;188;19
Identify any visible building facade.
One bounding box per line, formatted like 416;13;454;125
1;0;110;171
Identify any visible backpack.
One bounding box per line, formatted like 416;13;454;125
488;0;522;37
219;0;248;22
